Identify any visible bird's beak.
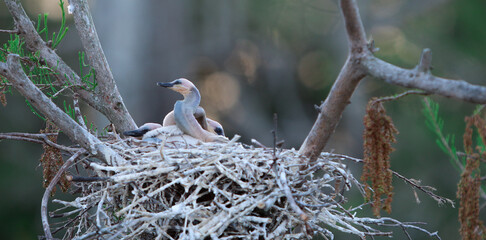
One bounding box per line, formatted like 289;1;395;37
157;82;174;88
123;127;150;137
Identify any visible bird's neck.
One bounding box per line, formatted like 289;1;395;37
182;87;201;109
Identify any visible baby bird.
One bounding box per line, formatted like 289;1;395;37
123;79;225;143
157;78;226;142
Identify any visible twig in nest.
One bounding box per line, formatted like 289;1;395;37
66;175;109;182
251;138;267;148
51;205;94;235
276;168;309;222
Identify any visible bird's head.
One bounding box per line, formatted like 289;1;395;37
157;78;195;97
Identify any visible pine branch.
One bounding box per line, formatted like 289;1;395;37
0;54;125;165
3;0;137;133
422;98;464;172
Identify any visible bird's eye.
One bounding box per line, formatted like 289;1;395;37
173;80;182;85
214;127;224;136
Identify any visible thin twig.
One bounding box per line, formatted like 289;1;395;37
251;139;267;148
51;205;93;235
0;134;44;144
327;152;455;207
0;28;18;34
66;175;109;182
0;132;80;152
373;90;430;104
276;169;309;221
392;171;454;207
400;224;413;240
50;84;73;99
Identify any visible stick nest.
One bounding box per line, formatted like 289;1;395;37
52;128;399;239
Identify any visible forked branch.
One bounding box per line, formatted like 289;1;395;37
3;0;137;133
299;0;486;162
0;54;124;165
69;0;137;132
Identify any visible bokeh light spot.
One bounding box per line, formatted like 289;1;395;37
298;51;332;89
225;40;261;84
201;72;240;113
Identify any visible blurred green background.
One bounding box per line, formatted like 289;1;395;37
0;0;485;239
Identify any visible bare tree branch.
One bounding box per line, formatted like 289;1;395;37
299;0;486;162
69;0;137;132
3;0;88;89
298;0;369;161
340;0;367;49
299;60;365;161
3;0;137;133
41;149;85;240
0;54;125;164
363;55;486;104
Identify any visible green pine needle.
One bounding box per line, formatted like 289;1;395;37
78;51;97;90
25;99;46;121
52;0;69;48
422;97;464;172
